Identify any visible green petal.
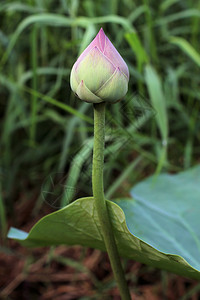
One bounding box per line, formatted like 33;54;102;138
70;65;79;92
76;47;115;93
96;68;128;103
76;80;103;103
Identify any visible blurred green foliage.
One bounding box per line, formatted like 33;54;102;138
0;0;200;236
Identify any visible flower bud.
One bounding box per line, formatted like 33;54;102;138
70;28;129;104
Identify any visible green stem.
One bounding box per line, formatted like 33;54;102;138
92;102;131;300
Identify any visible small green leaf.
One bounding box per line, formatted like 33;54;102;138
8;165;200;282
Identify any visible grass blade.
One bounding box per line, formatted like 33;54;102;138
170;36;200;67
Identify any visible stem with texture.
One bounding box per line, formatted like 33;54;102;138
92;102;131;300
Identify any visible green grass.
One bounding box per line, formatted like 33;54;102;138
0;0;200;298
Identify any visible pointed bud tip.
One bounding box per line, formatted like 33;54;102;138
98;27;106;37
96;28;106;51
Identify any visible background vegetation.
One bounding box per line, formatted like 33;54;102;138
0;0;200;299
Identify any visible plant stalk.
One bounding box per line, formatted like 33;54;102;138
92;102;131;300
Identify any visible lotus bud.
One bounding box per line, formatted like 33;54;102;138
70;28;129;104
